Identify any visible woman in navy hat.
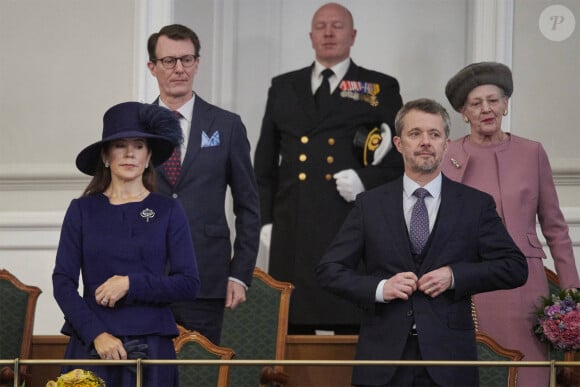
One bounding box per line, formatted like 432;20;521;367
52;102;200;386
442;62;579;386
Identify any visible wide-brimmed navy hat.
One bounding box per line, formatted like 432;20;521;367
76;102;182;176
445;61;513;112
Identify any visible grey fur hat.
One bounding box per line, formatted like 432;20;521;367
445;62;513;111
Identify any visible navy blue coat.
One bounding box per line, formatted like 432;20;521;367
316;175;527;386
155;96;260;299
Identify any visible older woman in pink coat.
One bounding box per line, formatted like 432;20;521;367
442;62;579;386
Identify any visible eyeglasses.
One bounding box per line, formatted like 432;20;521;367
154;55;199;69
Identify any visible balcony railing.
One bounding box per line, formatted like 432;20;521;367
1;357;579;387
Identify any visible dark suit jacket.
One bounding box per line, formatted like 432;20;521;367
254;60;404;325
316;175;527;386
155;96;260;299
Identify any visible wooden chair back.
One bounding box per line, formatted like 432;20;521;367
174;330;235;387
476;330;523;387
0;268;41;385
220;267;294;386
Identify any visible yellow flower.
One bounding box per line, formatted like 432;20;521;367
46;369;105;387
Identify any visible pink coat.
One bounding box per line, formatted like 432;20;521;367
443;134;578;288
442;134;579;386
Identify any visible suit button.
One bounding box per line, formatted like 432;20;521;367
301;136;309;144
299;154;307;162
172;193;178;199
407;310;413;317
298;173;307;181
326;156;334;164
325;174;332;181
328;137;335;145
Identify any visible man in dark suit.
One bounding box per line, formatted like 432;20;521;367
147;24;260;344
254;2;404;334
316;98;528;386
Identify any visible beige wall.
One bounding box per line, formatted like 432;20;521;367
0;0;578;335
0;0;137;211
512;0;580;207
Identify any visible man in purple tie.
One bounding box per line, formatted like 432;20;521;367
316;98;527;387
146;24;260;345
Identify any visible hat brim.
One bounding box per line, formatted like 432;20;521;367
75;131;176;176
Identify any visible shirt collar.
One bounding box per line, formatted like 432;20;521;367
313;58;351;82
159;94;195;122
403;173;442;199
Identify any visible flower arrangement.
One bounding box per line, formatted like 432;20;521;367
46;369;105;387
534;289;580;351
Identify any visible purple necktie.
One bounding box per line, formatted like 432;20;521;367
410;188;430;254
163;111;183;186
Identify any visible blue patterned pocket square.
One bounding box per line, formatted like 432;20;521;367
201;131;220;147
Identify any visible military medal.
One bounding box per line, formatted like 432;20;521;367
339;80;381;107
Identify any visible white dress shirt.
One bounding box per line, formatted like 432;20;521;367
311;57;351;94
375;173;443;302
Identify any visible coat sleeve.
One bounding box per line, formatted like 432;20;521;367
316;197;383;309
52;199;109;344
254;82;281;225
355;76;404;190
535;144;580;288
226;116;260;286
451;193;528;299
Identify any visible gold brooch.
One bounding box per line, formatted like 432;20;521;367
450;158;461;169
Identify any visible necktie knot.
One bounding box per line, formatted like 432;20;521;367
413;188;430;200
321;68;334;81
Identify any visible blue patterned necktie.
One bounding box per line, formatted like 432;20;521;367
163;111;183;186
410;188;431;254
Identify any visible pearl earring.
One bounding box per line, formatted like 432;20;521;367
503;109;508;116
463;116;469;123
104;161;109;168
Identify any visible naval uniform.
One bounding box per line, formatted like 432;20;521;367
254;60;404;330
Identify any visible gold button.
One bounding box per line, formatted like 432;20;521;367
325;174;332;181
326;156;334;164
299;154;307;162
298;173;307;181
301;136;309;144
328;138;335;145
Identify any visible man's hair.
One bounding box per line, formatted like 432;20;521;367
394;98;451;138
147;24;201;61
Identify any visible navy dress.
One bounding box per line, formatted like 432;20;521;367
53;192;200;387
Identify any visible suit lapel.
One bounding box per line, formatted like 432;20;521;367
380;178;415;271
420;176;462;271
292;65;318;123
180;95;209;176
444;138;469;182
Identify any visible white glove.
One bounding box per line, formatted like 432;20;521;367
333;169;365;202
260;224;272;248
371;123;393;166
256;224;273;272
